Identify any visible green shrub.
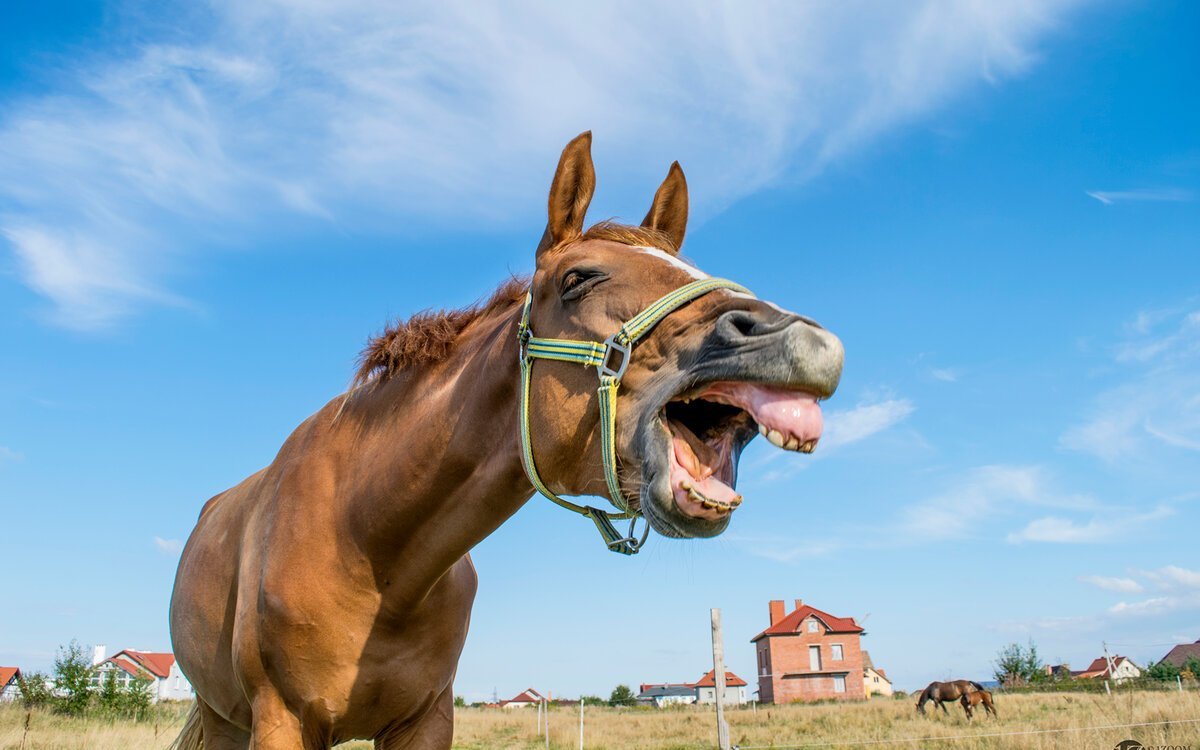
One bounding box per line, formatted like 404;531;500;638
52;641;95;716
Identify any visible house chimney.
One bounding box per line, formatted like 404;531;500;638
769;600;786;625
92;644;106;666
794;599;804;611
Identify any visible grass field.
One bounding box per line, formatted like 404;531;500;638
2;690;1197;749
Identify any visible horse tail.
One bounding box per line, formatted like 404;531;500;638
168;702;203;750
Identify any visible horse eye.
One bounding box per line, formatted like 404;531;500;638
560;269;606;300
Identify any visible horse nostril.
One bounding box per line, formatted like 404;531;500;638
717;309;795;339
725;311;758;337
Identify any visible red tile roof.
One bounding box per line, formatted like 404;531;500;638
107;658;145;677
0;667;20;688
1075;656;1134;679
751;603;864;641
112;650;175;679
503;688;545;705
693;669;747;688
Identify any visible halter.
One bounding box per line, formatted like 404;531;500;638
517;276;753;554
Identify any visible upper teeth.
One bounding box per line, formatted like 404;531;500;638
758;424;818;454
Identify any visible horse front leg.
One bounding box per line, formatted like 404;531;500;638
250;690;333;750
375;686;454;750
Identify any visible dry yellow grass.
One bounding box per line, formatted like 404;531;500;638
3;690;1197;749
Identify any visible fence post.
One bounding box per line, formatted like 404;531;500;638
1104;680;1111;696
1179;675;1184;692
545;698;550;750
711;608;731;750
579;697;584;749
537;699;542;735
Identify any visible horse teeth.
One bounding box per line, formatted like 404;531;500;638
784;436;799;451
729;496;743;508
767;429;786;448
758;424;768;437
800;439;817;454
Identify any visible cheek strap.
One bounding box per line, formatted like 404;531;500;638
516;277;753;554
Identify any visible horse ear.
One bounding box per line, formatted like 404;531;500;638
536;132;596;257
641;161;688;252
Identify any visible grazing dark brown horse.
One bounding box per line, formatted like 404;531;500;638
169;132;844;750
915;680;985;716
960;689;997;720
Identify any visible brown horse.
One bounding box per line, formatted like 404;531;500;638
960;689;997;720
915;680;984;716
169;132;844;750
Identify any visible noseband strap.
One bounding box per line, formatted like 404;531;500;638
517;277;753;555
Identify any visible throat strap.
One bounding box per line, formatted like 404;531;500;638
517;277;752;554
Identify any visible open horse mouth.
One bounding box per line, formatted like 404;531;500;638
661;382;823;518
632;305;843;539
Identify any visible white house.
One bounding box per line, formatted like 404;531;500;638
500;688;545;708
693;670;749;706
1074;656;1142;684
637;670;749;707
636;683;697;707
92;646;194;702
0;667;21;702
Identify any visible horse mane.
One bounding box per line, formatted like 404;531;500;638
570;220;678;254
353;221;675;386
354;275;529;386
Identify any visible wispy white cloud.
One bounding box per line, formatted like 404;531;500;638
822;398;916;450
1085;188;1194;205
1062;307;1200;462
1079;575;1143;594
1142;565;1200;591
1108;595;1200;617
1005;505;1171;544
153;536;183;555
898;464;1096;541
930;367;962;382
0;0;1091;328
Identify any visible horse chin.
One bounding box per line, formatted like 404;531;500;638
631;395;747;540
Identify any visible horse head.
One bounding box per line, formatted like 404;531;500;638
523;132;844;540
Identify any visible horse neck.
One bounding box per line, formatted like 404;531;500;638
339;303;534;592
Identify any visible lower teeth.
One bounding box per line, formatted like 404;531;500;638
687;487;742;511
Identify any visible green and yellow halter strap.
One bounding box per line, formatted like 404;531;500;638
516;276;752;555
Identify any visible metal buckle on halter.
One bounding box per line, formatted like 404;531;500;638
598;335;631;380
606;515;651;553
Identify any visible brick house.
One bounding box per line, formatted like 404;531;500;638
751;599;866;704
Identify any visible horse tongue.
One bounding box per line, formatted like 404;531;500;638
667;418;741;512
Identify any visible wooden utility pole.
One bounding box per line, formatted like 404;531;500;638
579;697;585;749
711;608;731;750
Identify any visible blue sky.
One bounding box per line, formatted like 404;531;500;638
1;1;1197;699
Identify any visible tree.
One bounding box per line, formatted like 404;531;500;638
1146;660;1181;682
1181;657;1200;682
52;640;95;716
17;671;53;710
608;684;635;706
453;695;466;708
993;640;1044;687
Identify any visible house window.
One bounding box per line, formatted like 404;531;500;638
831;644;844;661
833;676;846;693
758;650;767;675
809;645;821;671
806;619;818;633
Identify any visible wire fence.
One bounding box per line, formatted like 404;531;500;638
731;717;1200;749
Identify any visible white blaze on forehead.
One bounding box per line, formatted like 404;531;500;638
630;246;709;280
